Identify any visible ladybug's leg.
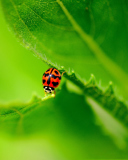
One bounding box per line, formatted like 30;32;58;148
61;71;66;76
44;90;47;97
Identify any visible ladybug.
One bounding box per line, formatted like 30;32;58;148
42;68;65;96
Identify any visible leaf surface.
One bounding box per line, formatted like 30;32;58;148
1;0;128;98
1;1;128;158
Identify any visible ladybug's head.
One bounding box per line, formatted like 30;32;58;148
43;86;55;93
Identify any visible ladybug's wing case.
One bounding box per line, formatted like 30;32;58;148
42;68;53;86
49;76;61;88
42;75;49;86
52;69;61;77
50;69;61;88
42;68;61;88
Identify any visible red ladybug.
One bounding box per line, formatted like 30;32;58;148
42;68;65;96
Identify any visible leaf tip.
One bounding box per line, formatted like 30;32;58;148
88;74;96;85
61;66;64;69
109;81;113;86
71;70;75;73
105;81;114;95
71;70;76;78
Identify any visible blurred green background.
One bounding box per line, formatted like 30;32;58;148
0;7;47;103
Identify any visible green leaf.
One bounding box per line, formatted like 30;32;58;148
65;73;128;128
1;0;128;128
1;1;128;159
0;84;128;159
2;0;128;127
1;0;128;99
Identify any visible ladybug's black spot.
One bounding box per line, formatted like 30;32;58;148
51;74;57;79
44;74;49;77
52;82;59;87
55;70;59;75
43;79;46;84
51;75;61;80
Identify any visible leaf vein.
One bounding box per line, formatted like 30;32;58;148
9;0;58;59
24;3;74;31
